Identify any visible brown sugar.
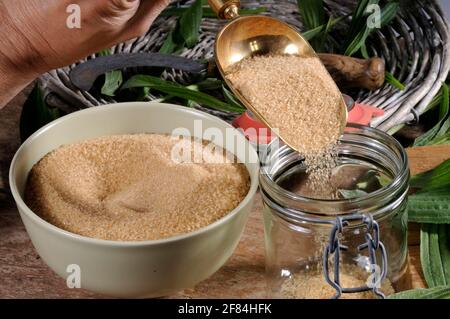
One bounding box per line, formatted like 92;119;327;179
226;55;344;156
25;134;250;241
281;265;395;299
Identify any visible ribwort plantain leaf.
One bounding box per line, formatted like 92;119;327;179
408;190;450;224
179;0;203;48
410;159;450;191
421;224;450;288
344;1;399;56
385;72;406;90
414;84;450;146
388;286;450;299
122;75;245;113
99;49;123;96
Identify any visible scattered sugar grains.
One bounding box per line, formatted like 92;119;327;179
227;55;344;198
281;265;395;299
25;134;250;241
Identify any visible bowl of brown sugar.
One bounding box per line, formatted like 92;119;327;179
9;102;259;298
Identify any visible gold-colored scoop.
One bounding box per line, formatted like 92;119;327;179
207;0;348;148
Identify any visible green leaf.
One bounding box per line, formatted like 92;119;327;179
159;31;178;54
344;27;371;56
122;74;183;89
159;0;204;54
136;87;151;101
378;2;401;27
338;189;368;199
222;85;244;109
360;43;370;59
179;0;203;48
376;174;391;187
98;49;123;96
101;69;123;97
20;83;61;142
297;0;326;50
421;224;450;287
408;189;450;224
429;132;450;145
388;286;450;299
302;16;346;42
344;1;399;56
434;94;450;140
385;72;405;90
344;0;377;50
316;15;335;52
410;159;450;191
297;0;326;30
187;78;223;91
414;83;449;146
122;75;245;113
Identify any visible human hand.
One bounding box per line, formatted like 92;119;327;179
0;0;169;75
0;0;169;107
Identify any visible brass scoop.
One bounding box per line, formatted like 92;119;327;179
207;0;349;150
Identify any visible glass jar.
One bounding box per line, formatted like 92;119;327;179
260;124;410;299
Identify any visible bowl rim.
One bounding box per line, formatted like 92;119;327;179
9;102;260;247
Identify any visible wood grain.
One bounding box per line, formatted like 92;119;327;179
406;145;450;176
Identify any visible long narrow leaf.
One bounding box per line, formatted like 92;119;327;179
98;49;123;96
414;83;449;146
385;72;405;90
410;159;450;190
159;31;178;54
388;286;450;299
408;189;450;224
179;0;203;48
222;85;244;109
317;15;335;52
345;0;377;47
297;0;327;50
101;69;123;97
421;224;450;287
297;0;326;30
122;75;245;113
302;16;346;41
435;85;450;139
344;1;399;56
344;27;371;56
186;78;223;91
429;132;450;145
360;43;370;59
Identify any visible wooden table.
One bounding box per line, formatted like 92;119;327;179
1;90;449;298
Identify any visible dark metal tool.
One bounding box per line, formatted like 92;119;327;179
69;52;207;91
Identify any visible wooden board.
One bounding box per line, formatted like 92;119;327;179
0;92;449;298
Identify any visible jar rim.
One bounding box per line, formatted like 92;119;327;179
259;124;410;219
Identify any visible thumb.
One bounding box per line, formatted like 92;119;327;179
118;0;170;40
98;0;141;22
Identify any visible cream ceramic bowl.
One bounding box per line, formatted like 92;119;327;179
9;102;259;298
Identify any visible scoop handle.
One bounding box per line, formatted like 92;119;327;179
318;53;385;91
207;0;240;19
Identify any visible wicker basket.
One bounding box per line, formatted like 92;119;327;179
39;0;450;132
